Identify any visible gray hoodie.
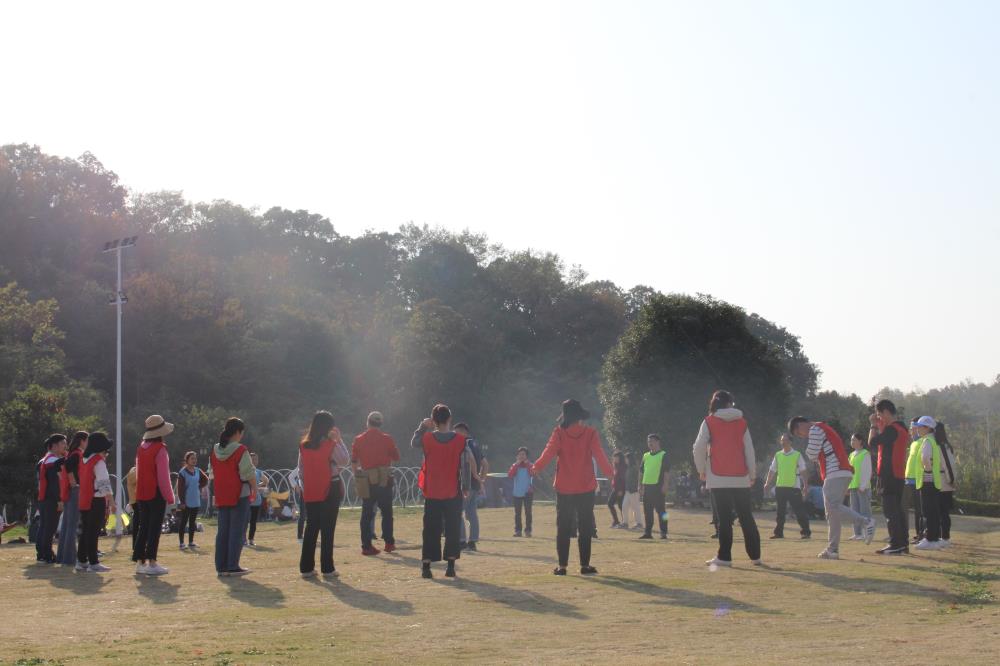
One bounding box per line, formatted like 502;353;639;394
212;442;256;498
692;407;756;490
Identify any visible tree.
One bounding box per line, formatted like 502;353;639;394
599;294;790;465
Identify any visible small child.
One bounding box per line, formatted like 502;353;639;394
508;447;534;537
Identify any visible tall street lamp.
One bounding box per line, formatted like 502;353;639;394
102;235;137;535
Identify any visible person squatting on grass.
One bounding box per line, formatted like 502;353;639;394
532;399;613;576
508;446;534;537
298;411;350;579
693;390;762;567
868;399;911;554
638;434;669;540
762;434;812;540
56;431;87;566
133;415;176;576
847;433;873;541
176;451;208;550
412;404;475;579
352;410;400;557
789;416;877;560
76;432;116;573
211;417;255;577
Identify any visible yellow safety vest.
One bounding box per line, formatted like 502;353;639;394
641;451;666;485
848;449;869;490
774;450;801;488
905;440;922;481
914;435;942;490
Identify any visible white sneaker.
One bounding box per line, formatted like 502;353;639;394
750;559;763;566
818;550;839;560
939;539;951;548
89;563;111;573
915;538;936;550
179;543;187;550
135;563;149;575
864;518;877;545
705;557;732;567
145;563;169;576
74;563;90;573
848;535;861;541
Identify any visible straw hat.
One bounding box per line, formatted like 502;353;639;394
143;414;175;440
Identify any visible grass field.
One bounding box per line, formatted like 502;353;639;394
2;503;999;665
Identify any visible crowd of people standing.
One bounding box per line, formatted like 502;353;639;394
31;392;960;581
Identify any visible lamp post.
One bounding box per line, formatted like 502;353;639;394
103;235;137;535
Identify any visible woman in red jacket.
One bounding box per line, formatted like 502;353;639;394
532;399;613;576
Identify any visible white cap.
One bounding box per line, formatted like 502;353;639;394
915;415;937;429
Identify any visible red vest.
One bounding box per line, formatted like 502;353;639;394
59;449;83;502
706;416;749;477
78;455;102;511
300;439;336;503
877;422;909;480
211;444;248;507
36;454;60;501
135;441;166;501
814;422;853;481
420;431;467;500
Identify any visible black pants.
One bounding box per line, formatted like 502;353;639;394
712;488;761;562
422;495;463;562
556;491;595;568
607;490;624;524
35;498;58;561
903;484;923;538
300;482;342;574
130;503;139;550
77;497;105;565
361;484;394;548
881;478;908;548
132;494;166;562
774;486;811;536
514;496;533;534
940;491;953;540
247;505;260;541
642;485;667;537
919;484;942;542
179;506;199;544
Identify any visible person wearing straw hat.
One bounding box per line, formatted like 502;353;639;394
132;415;176;576
76;432;116;573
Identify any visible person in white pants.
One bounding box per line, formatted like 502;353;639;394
622;451;643;529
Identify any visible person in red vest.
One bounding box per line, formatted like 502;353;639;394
867;399;911;554
35;434;68;563
298;410;351;579
352;410;400;556
790;416;876;559
211;417;256;577
76;432;116;573
132;415;177;576
692;390;762;567
411;404;474;579
532;399;613;576
56;431;88;566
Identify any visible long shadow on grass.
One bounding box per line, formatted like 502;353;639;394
305;577;414;615
136;576;181;604
430;577;587;619
750;565;946;598
22;565;110;595
580;575;780;615
219;576;287;608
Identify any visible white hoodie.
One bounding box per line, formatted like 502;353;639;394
692;407;756;490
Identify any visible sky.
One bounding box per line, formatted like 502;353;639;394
4;1;999;399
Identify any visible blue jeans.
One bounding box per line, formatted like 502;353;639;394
57;487;80;565
460;490;479;543
215;497;250;573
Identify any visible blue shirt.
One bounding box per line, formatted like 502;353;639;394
179;467;201;508
251;469;265;506
512;465;532;498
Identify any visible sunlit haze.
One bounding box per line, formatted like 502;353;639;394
4;0;998;398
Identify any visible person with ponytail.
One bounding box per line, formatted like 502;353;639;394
56;431;88;566
297;411;350;579
935;422;957;546
76;432;116;572
693;390;762;567
176;451;208;550
210;417;255;576
133;415;176;576
532;399;613;576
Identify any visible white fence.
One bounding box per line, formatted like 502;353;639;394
260;467;426;508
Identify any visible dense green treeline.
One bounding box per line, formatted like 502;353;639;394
1;144;997;511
